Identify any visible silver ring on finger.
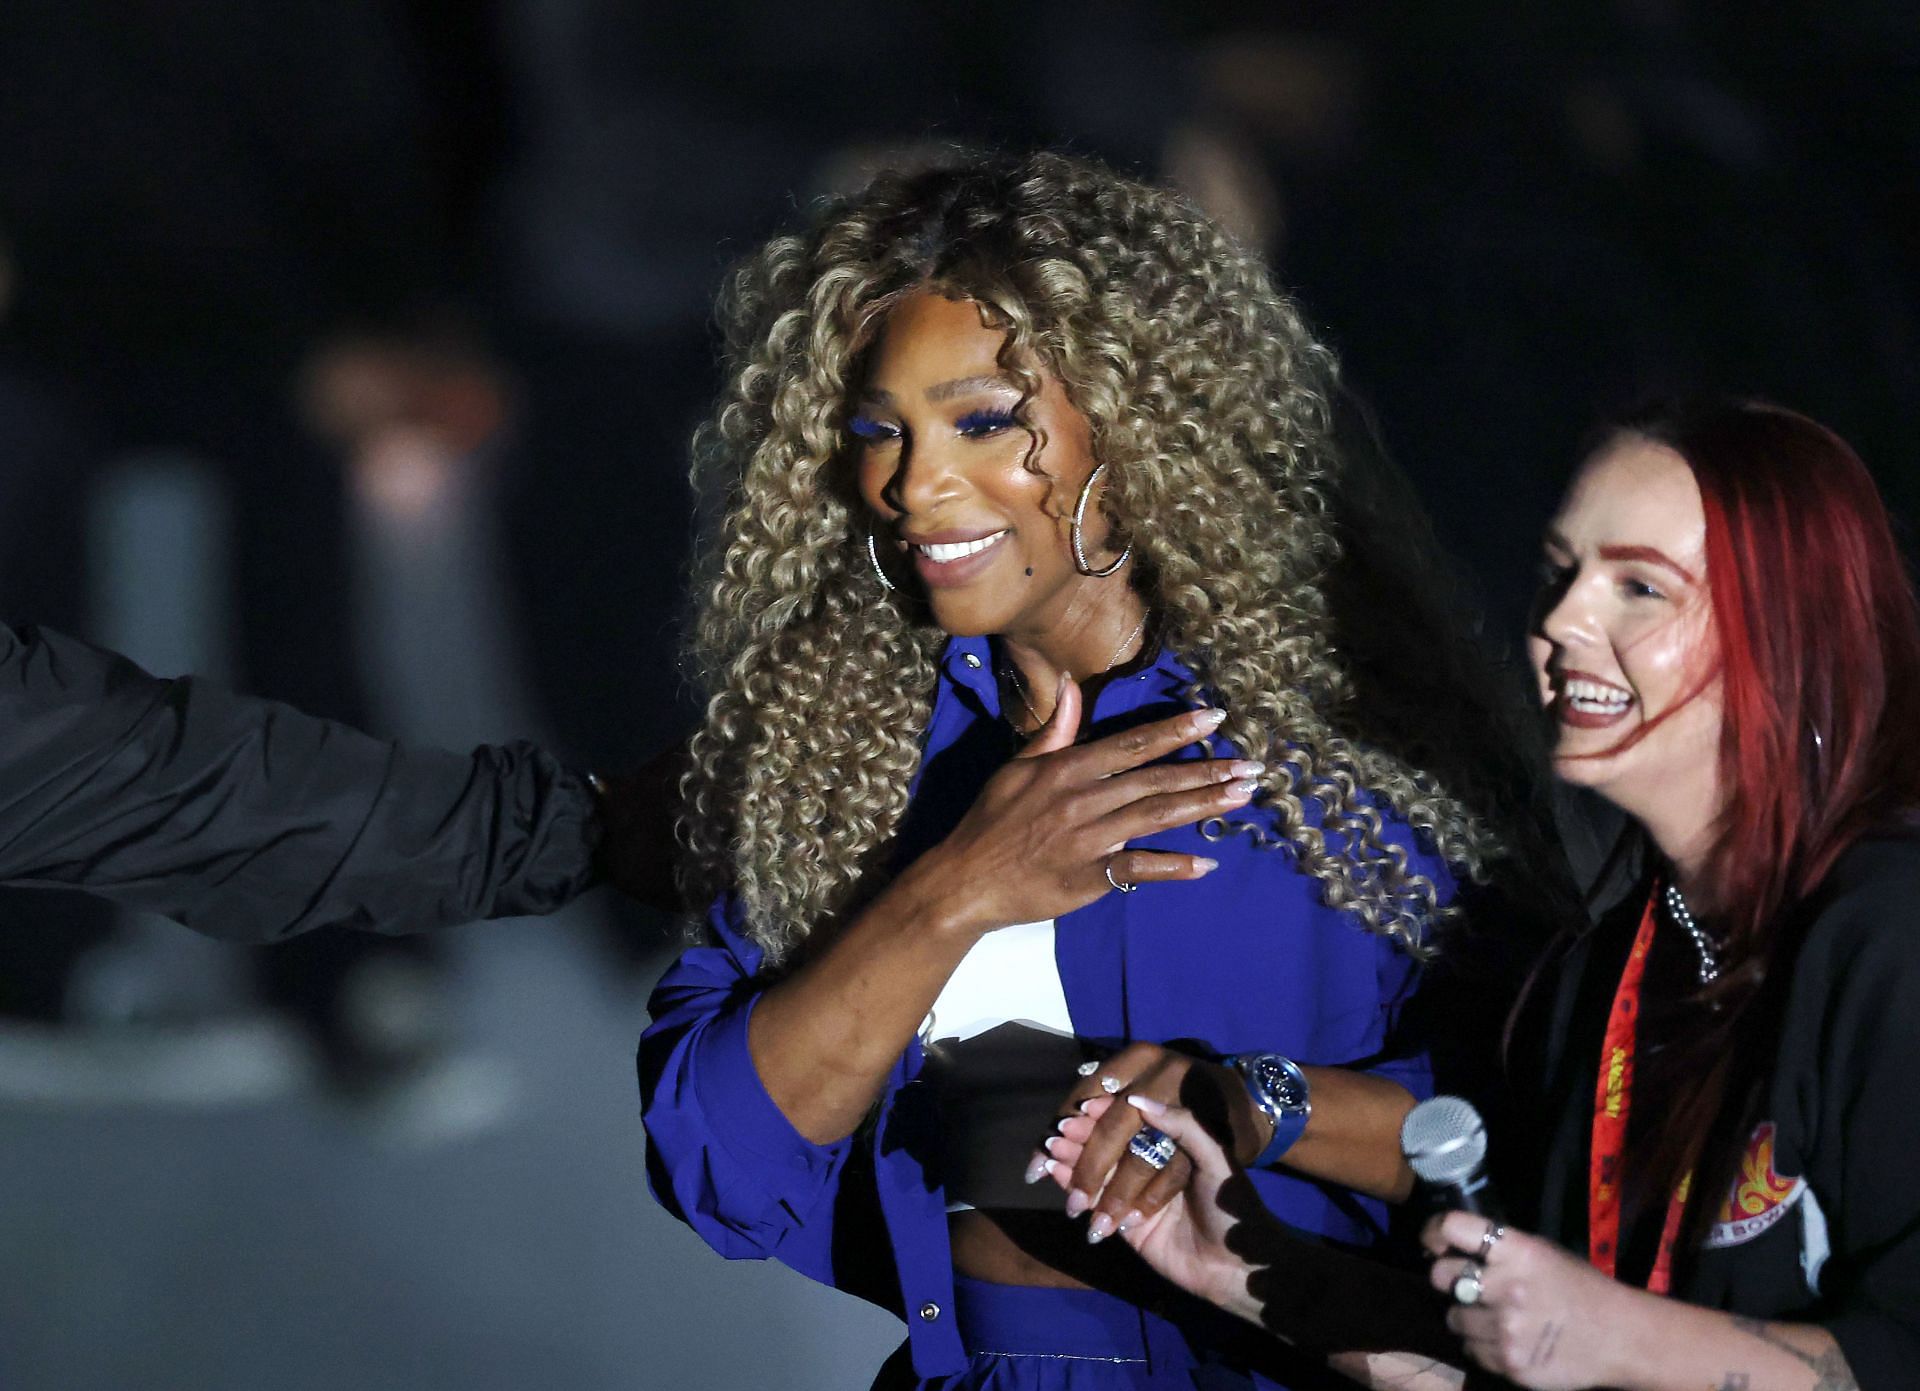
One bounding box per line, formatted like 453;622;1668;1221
1475;1221;1507;1264
1076;1059;1102;1077
1099;1074;1124;1095
1103;858;1138;894
1127;1125;1178;1172
1451;1261;1486;1306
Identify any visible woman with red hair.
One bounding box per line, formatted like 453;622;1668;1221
1045;399;1920;1389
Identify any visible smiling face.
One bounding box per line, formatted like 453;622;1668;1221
852;288;1126;644
1528;435;1724;834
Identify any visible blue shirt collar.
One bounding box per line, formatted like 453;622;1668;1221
936;633;1198;724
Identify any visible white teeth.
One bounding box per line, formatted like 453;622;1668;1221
917;531;1008;563
1563;677;1633;714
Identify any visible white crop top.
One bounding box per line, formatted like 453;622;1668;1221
920;919;1075;1213
921;918;1073;1044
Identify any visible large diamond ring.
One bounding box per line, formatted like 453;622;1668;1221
1451;1261;1485;1306
1127;1125;1178;1172
1476;1222;1507;1263
1076;1059;1102;1077
1103;860;1138;894
1099;1075;1124;1094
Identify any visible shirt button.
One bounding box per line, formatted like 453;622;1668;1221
918;1301;941;1322
962;653;982;669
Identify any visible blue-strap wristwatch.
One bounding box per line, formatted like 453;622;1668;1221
1227;1053;1312;1167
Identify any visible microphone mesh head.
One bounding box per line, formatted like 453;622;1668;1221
1400;1095;1488;1187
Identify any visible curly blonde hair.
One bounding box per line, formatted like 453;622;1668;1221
679;151;1502;965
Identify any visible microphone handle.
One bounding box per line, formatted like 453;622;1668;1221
1436;1171;1503;1222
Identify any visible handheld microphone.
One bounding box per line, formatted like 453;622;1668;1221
1400;1094;1502;1219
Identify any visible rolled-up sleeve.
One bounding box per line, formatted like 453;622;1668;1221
639;900;850;1277
0;621;598;940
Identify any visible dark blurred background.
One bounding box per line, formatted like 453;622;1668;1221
0;3;1914;1388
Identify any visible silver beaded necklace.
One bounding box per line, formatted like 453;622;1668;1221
1661;882;1722;986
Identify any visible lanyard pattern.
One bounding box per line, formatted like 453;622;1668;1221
1588;890;1691;1295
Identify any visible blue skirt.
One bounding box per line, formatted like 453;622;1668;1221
871;1277;1283;1390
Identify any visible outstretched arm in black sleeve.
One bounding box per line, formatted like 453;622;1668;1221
0;620;681;942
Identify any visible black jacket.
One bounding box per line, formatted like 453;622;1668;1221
0;621;598;942
1517;830;1920;1389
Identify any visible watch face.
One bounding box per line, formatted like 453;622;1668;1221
1250;1056;1307;1113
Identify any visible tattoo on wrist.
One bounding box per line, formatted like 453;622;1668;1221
1731;1318;1859;1391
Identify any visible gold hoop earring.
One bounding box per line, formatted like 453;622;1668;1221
1070;463;1131;578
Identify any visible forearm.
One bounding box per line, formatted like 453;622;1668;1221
1207;1253;1468;1389
1215;1256;1467;1391
0;622;598;939
1192;1176;1459;1360
321;737;600;929
1276;1066;1418;1203
1604;1295;1857;1391
748;859;982;1143
1327;1352;1466;1390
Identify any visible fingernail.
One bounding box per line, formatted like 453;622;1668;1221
1078;1098;1097;1115
1055;1116;1076;1133
1227;780;1260;798
1024;1155;1050;1185
1230;760;1265;778
1065;1190;1091;1218
1196;707;1227;729
1044;1136;1065;1155
1044;1159;1063;1179
1117;1209;1145;1235
1127;1094;1166;1116
1194;857;1219;872
1086;1212;1115;1244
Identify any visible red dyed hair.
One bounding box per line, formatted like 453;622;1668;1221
1602;398;1920;1255
1625;399;1920;946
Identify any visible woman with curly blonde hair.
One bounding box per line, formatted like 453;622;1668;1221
640;151;1517;1390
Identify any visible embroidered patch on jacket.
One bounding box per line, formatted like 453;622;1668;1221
1704;1121;1804;1249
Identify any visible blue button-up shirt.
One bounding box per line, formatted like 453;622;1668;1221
640;635;1450;1381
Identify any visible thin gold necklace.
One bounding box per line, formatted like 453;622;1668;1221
1002;610;1150;731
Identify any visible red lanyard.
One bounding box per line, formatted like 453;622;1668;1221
1588;890;1691;1295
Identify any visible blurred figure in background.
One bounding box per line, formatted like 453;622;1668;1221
260;313;540;1137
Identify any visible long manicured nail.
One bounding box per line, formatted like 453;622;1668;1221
1230;760;1265;778
1024;1154;1050;1185
1117;1209;1145;1235
1193;857;1219;873
1195;708;1227;730
1078;1098;1097;1115
1065;1190;1091;1218
1127;1094;1168;1117
1044;1136;1065;1155
1227;780;1260;799
1086;1212;1115;1244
